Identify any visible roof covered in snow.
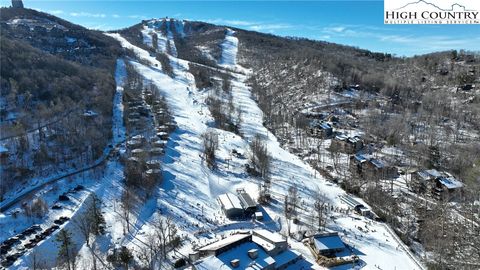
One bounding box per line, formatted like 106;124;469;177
195;242;275;270
199;233;251;252
370;159;385;169
237;191;256;209
253;229;286;244
313;234;346;252
309;120;332;130
218;193;243;211
354;154;367;163
416;171;431;181
438;177;463;190
425;169;443;179
340;195;364;208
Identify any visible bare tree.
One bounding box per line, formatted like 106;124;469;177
22;198;48;218
284;194;292;236
202;130;218;169
28;249;47;270
313;191;329;231
120;189;136;234
287;185;299;223
249;134;271;178
137;231;163;270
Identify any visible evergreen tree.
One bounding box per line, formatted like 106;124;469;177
55;229;76;270
89;194;106;235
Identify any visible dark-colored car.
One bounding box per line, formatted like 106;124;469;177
51;204;62;210
74;185;85;191
58;194;69;201
24;242;37;249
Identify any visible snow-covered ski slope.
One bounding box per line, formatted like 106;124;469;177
109;21;424;270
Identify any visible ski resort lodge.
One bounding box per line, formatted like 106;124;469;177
192;230;304;270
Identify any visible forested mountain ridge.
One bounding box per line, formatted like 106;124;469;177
0;7;121;198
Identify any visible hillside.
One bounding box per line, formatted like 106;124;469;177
0;10;479;270
0;8;121;201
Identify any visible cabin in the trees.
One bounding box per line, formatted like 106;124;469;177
433;176;463;200
307;120;333;138
331;134;363;154
411;169;464;200
349;154;398;180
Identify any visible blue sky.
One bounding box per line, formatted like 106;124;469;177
1;0;479;56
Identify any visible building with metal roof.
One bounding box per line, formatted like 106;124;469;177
312;232;346;257
218;193;245;219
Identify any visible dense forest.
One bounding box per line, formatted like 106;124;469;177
0;7;121;199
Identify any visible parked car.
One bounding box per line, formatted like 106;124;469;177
24;242;37;249
58;194;69;201
28;225;42;231
74;185;85;191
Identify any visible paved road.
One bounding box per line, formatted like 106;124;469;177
0;141;122;213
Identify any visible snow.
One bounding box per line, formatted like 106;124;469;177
105;33;162;69
196;242;275;270
1;18;431;269
253;229;286;244
313;234;346;252
0;144;8;153
165;20;178;57
172;19;186;38
65;37;76;44
218;193;243;211
425;169;442;178
199;233;250;251
141;25;154;47
5;58;130;269
143;22;169;53
218;29;240;72
107;27;425;270
112;58;127;144
83;110;98;117
438;177;463;189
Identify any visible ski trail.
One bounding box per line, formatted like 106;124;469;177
113;58;127;144
219;28;424;270
219;28;238;67
106;33;162;69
